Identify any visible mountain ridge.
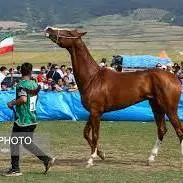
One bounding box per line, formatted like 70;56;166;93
0;0;183;28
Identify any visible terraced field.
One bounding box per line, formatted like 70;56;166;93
1;15;183;66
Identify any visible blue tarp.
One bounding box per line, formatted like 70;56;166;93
121;55;172;68
1;90;183;122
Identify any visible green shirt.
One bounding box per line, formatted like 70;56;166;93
15;79;38;127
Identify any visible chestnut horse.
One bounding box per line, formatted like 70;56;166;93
45;27;183;167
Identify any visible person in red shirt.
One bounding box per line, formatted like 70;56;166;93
37;66;47;83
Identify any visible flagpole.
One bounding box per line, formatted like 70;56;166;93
10;31;14;82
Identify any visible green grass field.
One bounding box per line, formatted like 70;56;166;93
0;121;183;183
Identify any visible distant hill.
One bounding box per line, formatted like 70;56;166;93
0;0;183;28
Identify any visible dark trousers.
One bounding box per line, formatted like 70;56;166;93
11;123;50;170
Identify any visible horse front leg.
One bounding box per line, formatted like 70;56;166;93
86;111;101;167
84;120;105;161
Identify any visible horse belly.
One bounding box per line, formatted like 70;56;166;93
105;86;150;111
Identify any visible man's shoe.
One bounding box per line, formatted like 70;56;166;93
44;157;55;174
2;168;22;177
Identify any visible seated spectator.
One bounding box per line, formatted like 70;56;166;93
63;75;78;91
55;78;66;92
68;82;78;92
37;66;47;88
46;64;61;83
1;83;8;91
66;67;76;84
44;78;55;91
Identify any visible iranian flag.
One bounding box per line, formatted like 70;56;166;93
0;34;14;55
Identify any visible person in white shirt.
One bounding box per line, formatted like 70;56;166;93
57;65;67;78
0;66;8;90
66;67;76;83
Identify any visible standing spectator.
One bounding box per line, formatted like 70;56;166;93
55;65;62;78
46;62;52;72
0;66;8;90
99;58;107;67
46;64;61;83
66;67;76;84
37;66;47;88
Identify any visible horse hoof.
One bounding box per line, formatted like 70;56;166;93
98;151;105;160
86;163;94;168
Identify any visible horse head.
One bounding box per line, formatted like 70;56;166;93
44;26;87;48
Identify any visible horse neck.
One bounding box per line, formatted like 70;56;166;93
67;39;100;91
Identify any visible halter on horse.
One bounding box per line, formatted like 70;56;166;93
45;26;183;167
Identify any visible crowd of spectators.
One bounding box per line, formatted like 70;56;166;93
35;63;78;92
0;63;78;92
155;62;183;79
1;59;183;92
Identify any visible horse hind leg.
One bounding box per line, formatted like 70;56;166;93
167;112;183;163
148;100;167;165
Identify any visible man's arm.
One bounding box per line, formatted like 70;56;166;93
7;96;27;109
7;87;28;109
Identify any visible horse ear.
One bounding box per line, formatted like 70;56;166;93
80;32;87;37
